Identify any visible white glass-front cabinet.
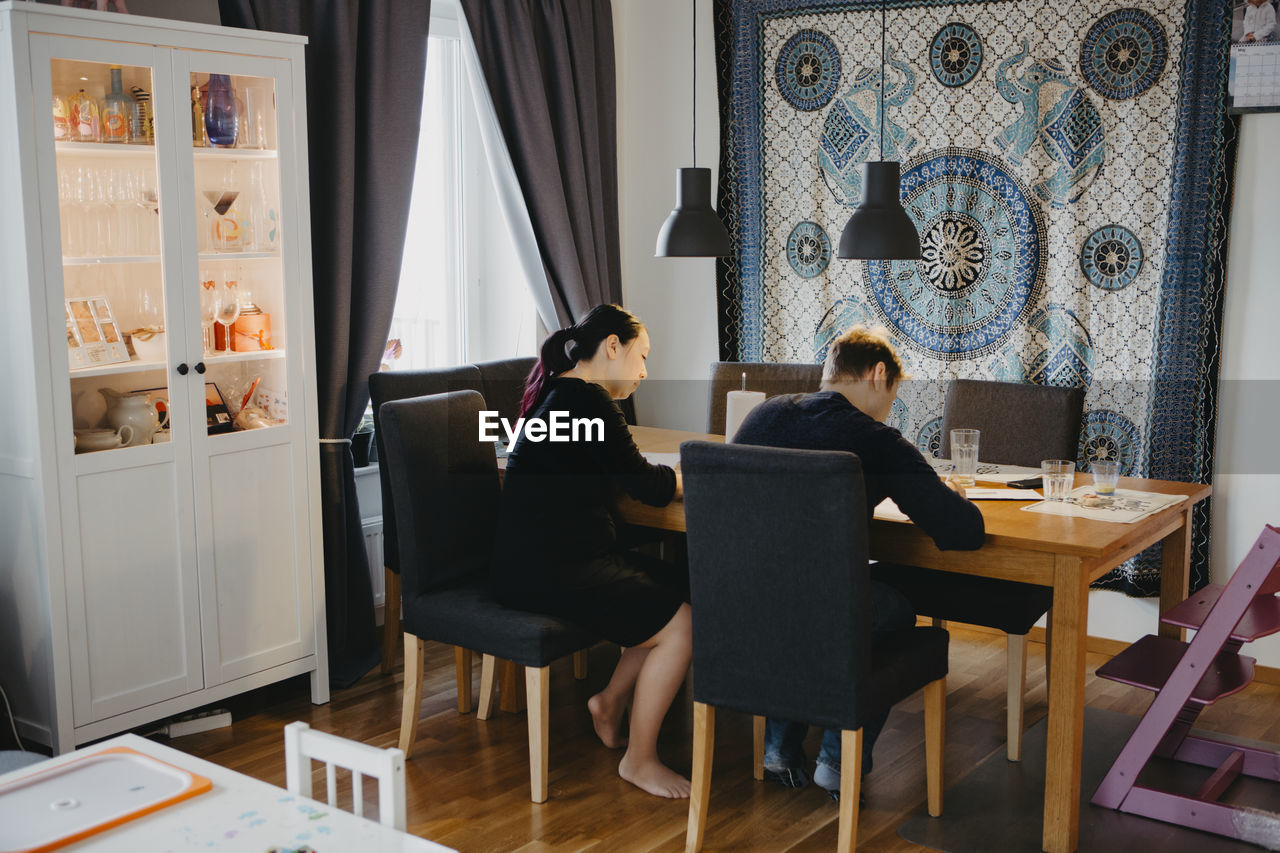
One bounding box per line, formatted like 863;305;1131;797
0;3;328;752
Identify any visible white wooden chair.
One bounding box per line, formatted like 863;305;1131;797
284;721;407;831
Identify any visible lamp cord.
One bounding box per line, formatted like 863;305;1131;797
879;0;886;161
692;0;697;167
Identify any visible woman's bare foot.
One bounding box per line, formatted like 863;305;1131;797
618;752;691;798
587;692;627;749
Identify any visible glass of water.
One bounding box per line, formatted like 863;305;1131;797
1041;459;1076;501
950;429;980;487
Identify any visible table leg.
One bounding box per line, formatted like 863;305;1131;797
1158;506;1193;641
1043;554;1088;853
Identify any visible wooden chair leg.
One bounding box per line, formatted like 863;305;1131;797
837;728;863;853
500;659;527;712
526;665;550;803
379;568;401;675
573;649;589;680
455;647;473;714
477;654;498;721
924;676;946;817
1007;633;1028;762
686;702;715;853
398;633;425;757
752;715;765;781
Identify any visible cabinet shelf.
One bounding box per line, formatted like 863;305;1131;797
193;147;277;160
63;255;161;266
67;349;285;379
197;251;280;261
56;141;156;157
70;357;166;378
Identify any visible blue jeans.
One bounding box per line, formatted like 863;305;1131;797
763;580;916;781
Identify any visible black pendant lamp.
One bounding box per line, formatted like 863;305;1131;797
656;0;731;257
836;0;921;260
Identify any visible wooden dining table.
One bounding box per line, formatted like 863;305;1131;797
620;425;1212;853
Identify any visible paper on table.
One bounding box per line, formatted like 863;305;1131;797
874;497;910;521
1022;486;1187;523
929;459;1041;483
965;487;1041;500
641;451;681;469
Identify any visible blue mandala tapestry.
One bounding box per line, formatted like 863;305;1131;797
713;0;1233;595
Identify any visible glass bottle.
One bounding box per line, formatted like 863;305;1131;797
203;74;238;148
130;85;153;144
192;85;208;147
248;162;279;251
52;95;72;141
69;89;101;142
101;66;131;143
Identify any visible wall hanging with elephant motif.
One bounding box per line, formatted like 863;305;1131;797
712;0;1233;594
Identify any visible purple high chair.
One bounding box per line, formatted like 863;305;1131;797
1092;524;1280;847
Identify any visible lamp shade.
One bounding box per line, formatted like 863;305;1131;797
837;160;921;260
655;167;731;257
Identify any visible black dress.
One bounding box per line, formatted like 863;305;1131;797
489;377;684;647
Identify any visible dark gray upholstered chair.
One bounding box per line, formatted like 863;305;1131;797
368;359;536;677
874;378;1084;761
706;361;824;435
379;389;595;803
680;441;947;852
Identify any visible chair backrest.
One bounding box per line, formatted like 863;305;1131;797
369;366;485;573
475;357;537;425
680;440;873;730
939;379;1084;468
378;390;499;594
706;361;824;434
284;721;406;830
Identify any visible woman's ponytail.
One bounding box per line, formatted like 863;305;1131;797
519;305;645;418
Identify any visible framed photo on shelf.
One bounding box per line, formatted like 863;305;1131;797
66;296;129;368
205;382;235;434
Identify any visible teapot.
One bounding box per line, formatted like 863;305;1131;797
101;388;167;446
74;426;135;453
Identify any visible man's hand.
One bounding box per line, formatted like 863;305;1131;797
1246;32;1257;42
673;469;684;500
944;475;967;498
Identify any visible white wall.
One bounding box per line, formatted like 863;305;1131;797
613;6;1280;665
615;0;721;431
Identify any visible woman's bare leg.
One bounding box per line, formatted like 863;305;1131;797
618;603;693;798
588;646;649;748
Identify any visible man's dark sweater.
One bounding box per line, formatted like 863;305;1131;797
734;391;984;550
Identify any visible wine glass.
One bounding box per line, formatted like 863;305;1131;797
214;273;240;352
199;274;218;355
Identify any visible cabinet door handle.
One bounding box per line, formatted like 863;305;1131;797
194;362;206;374
176;363;189;376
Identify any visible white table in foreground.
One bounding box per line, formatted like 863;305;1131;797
0;734;453;852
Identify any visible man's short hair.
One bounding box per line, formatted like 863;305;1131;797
822;325;907;385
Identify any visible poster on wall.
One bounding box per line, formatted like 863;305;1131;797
1229;0;1280;112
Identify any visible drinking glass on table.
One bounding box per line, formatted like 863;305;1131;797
1042;459;1076;501
1091;460;1121;499
950;428;980;487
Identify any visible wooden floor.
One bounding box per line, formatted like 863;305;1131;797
172;627;1280;852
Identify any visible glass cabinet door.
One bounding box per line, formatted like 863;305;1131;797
183;63;291;443
47;55;180;453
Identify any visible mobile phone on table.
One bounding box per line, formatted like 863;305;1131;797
1007;476;1043;489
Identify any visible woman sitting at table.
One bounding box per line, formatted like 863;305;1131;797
490;303;692;799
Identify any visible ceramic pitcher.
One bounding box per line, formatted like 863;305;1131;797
101;388;167;446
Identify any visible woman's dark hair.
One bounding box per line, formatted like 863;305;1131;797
520;304;645;417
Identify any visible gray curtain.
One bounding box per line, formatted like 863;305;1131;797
218;0;431;686
459;0;623;326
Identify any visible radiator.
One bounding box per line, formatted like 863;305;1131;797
362;517;385;609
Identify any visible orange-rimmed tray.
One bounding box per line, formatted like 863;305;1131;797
0;746;212;852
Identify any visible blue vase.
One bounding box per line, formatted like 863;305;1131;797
204;74;238;147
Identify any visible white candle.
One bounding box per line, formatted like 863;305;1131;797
725;390;766;442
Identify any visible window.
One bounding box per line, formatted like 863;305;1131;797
386;7;538;373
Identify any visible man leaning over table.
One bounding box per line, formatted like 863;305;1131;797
732;325;985;800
